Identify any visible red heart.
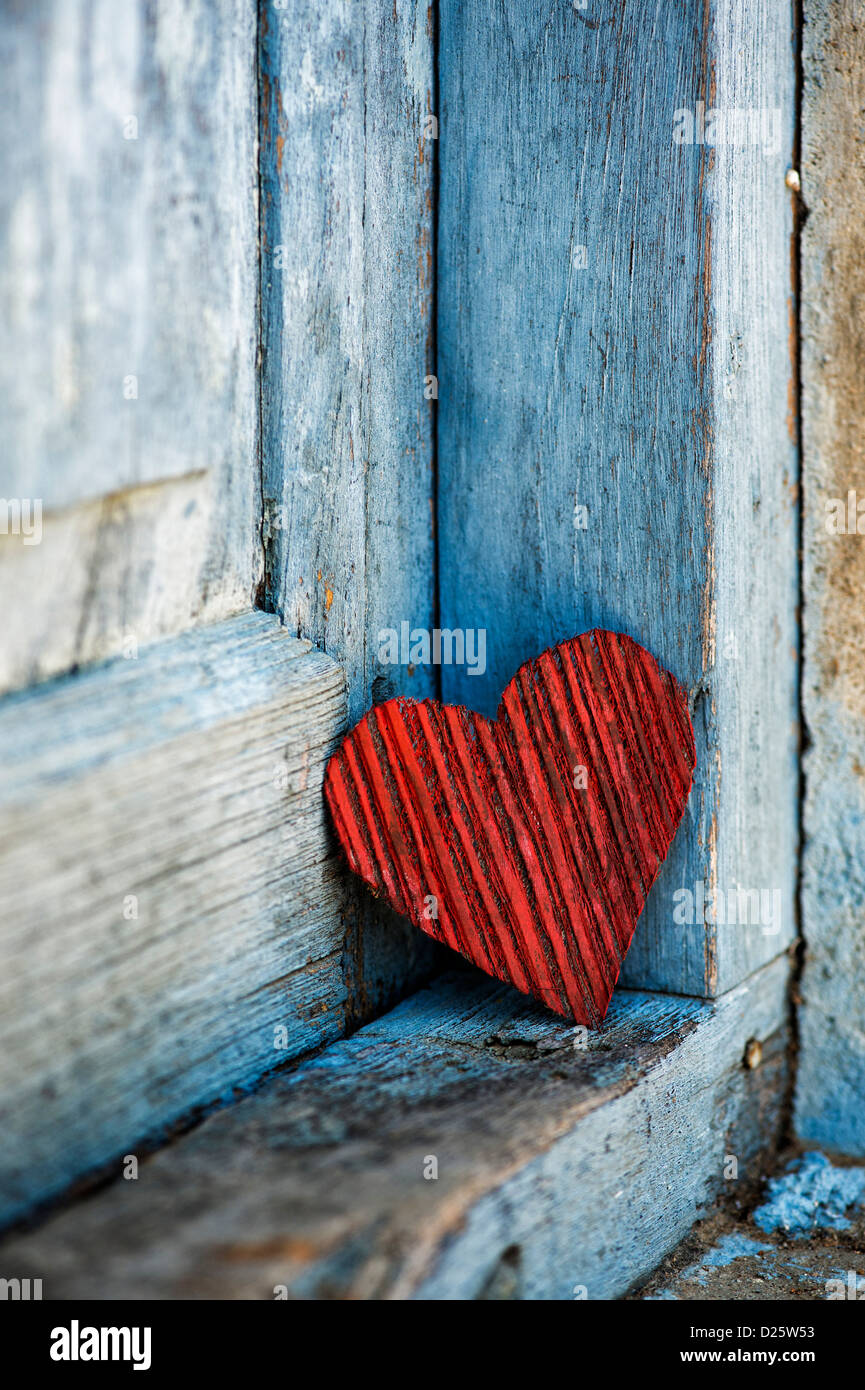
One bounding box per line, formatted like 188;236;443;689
324;630;695;1026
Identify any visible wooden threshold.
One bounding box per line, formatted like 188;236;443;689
0;956;790;1299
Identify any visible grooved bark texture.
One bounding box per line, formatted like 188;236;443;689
326;631;695;1024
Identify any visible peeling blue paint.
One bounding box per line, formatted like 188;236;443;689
697;1233;773;1269
681;1233;773;1285
753;1151;865;1235
644;1233;772;1297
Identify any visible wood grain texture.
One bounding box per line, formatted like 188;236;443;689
0;474;251;695
0;956;789;1298
0;612;351;1225
437;0;798;997
259;0;436;723
0;0;260;691
259;0;441;1019
796;0;865;1155
326;631;695;1025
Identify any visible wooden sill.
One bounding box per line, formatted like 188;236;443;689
0;956;789;1300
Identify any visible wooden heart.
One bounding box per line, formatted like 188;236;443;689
324;630;695;1025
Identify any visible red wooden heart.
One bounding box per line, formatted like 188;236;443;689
324;630;695;1026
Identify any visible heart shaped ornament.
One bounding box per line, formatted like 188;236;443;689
325;630;695;1026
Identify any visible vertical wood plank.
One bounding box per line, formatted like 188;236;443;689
259;0;441;1017
0;0;260;690
797;0;865;1154
259;0;436;723
438;0;798;997
706;0;800;997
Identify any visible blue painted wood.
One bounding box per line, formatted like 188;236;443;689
438;0;798;997
259;0;436;724
0;614;349;1225
0;0;261;692
258;0;442;1024
0;0;803;1245
0;957;789;1297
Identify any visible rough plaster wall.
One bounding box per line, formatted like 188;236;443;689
797;0;865;1154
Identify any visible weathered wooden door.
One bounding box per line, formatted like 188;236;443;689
0;0;795;1211
1;0;859;1305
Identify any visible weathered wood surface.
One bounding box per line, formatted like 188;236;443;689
326;631;695;1026
260;0;436;723
259;0;441;1017
0;473;256;696
437;0;798;997
0;613;351;1225
0;957;789;1298
0;0;260;692
796;0;865;1155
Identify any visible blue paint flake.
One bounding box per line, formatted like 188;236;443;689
646;1234;772;1296
753;1151;865;1236
697;1233;773;1269
679;1234;772;1285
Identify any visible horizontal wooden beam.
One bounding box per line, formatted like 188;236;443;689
0;475;257;696
0;612;348;1225
0;956;790;1297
